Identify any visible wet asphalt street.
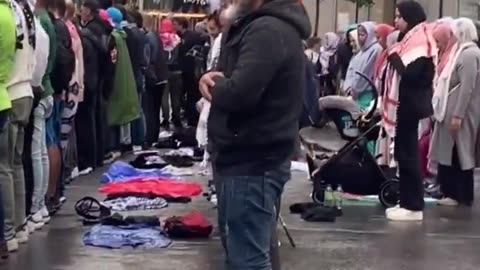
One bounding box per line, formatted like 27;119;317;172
2;168;480;270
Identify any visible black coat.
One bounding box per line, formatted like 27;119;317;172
397;57;435;120
208;0;311;174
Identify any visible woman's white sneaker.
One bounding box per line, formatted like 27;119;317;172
386;207;423;221
437;197;459;206
386;205;400;214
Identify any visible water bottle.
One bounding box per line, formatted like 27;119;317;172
324;185;334;207
334;185;344;210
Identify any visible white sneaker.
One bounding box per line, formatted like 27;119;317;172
386;207;423;221
41;206;51;224
70;167;80;179
386;205;400;214
15;229;29;244
28;212;45;231
79;167;93;176
437;197;459;206
133;145;143;154
6;238;18;252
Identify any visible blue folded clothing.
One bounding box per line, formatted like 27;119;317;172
83;224;172;249
101;161;172;184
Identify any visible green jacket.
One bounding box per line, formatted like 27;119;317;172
107;29;139;126
0;0;16;111
35;8;56;97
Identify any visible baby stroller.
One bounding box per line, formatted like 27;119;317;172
299;72;399;208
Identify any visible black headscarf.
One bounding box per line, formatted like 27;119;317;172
396;0;427;40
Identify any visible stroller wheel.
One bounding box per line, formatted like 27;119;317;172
311;190;323;204
379;179;400;208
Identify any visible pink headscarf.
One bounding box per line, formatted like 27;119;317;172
433;23;457;76
373;24;395;80
99;9;113;26
159;19;180;50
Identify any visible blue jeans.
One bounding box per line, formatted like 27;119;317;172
216;161;290;270
30;96;53;214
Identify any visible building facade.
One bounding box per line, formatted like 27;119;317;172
304;0;480;36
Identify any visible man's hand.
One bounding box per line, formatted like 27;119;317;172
199;71;224;101
449;117;463;135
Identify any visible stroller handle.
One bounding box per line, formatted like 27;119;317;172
354;71;378;121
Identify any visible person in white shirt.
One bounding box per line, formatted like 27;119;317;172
1;0;36;251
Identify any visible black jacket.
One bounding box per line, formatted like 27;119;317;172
80;16;112;94
178;30;206;75
395;56;434;120
208;0;311;174
51;18;75;95
123;24;147;80
145;30;169;87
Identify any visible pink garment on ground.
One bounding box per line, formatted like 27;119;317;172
99;178;203;198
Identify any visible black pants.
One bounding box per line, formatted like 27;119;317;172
395;115;424;211
438;145;474;205
23;107;35;215
168;73;183;127
182;72;200;127
95;91;106;167
144;83;166;145
76;89;97;170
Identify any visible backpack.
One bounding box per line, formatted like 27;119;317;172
51;18;75;94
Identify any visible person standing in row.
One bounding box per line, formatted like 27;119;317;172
430;18;480;207
383;0;436;221
200;0;311;268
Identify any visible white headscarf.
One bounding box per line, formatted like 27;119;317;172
319;32;339;75
452;17;478;44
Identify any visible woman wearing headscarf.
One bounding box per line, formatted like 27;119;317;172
430;18;480;207
343;21;382;109
337;24;357;81
318;32;340;95
382;0;436;221
373;24;395;82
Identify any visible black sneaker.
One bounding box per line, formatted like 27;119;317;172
0;241;8;259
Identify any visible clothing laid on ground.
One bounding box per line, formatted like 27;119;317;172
164;211;212;239
83;224;171;249
101;161;172;184
99;179;202;199
102;196;168;212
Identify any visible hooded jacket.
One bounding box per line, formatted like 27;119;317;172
0;0;16;111
343;21;382;98
208;0;311;174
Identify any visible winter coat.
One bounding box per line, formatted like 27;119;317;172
208;0;311;174
430;44;480;170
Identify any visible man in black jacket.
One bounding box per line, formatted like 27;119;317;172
174;17;207;128
199;0;311;269
78;0;113;169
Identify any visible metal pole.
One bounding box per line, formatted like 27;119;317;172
355;0;359;23
314;0;320;36
438;0;443;18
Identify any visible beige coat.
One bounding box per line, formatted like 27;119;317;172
430;44;480;170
